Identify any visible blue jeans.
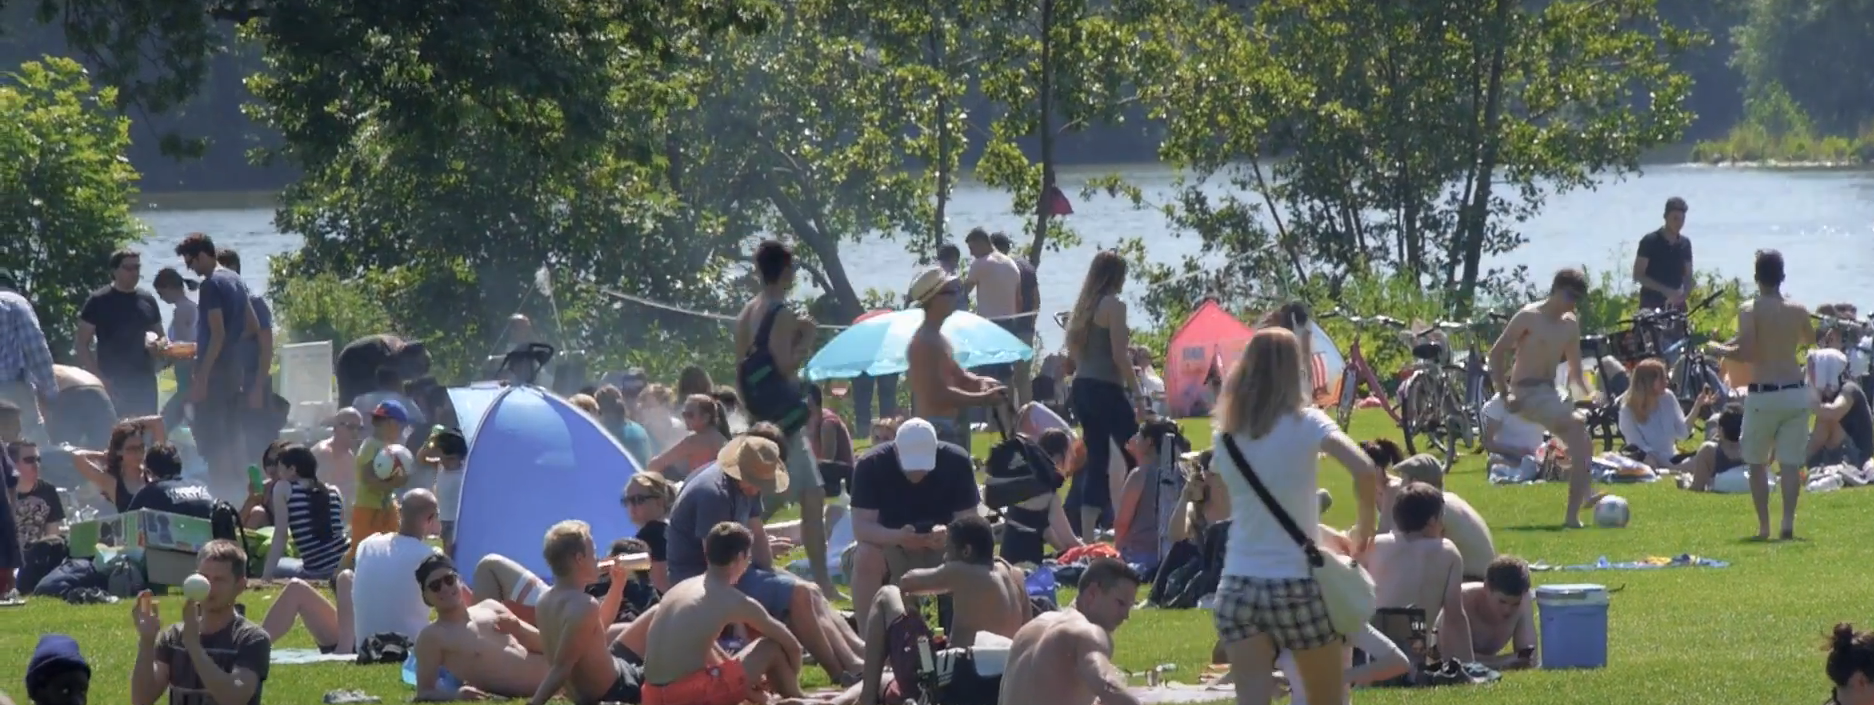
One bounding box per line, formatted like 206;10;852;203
850;374;899;430
1069;379;1138;516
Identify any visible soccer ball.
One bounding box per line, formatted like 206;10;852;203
373;444;414;479
1593;495;1631;528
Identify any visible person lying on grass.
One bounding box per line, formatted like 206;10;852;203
411;553;555;702
1463;555;1540;671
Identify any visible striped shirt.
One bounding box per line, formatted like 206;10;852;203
0;290;56;398
285;481;348;576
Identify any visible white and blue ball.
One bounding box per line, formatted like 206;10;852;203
1593;495;1631;528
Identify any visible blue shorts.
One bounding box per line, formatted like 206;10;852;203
736;566;801;622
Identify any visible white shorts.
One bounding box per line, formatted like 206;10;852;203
1739;386;1811;466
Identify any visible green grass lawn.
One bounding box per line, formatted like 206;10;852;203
1;410;1860;704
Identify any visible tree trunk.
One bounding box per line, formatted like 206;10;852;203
931;25;952;250
762;176;865;323
1025;0;1055;268
1457;0;1513;312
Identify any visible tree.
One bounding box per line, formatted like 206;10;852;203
1732;0;1874;136
650;0;962;325
1134;0;1698;319
973;0;1169;266
0;56;145;359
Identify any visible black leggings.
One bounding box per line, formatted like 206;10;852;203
1069;378;1138;514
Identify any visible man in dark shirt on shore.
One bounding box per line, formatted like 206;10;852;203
1633;197;1693;312
76;250;165;417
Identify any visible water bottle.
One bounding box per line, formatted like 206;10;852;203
246;465;264;495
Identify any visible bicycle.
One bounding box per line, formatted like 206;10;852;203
1814;311;1874;390
1396;315;1503;470
1318;310;1415;452
1612;289;1730;414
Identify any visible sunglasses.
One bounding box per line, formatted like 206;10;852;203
425;573;459;593
622;494;660;506
19;455;39;465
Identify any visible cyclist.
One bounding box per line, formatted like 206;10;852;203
1632;197;1694;355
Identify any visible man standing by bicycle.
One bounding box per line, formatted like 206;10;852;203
1489;269;1597;528
1633;198;1694;350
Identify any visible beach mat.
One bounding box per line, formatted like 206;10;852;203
273;648;355;665
1532;554;1728;572
1132;683;1234;704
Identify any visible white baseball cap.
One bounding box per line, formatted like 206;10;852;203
895;418;940;472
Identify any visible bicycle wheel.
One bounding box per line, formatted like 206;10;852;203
1336;368;1359;429
1397;372;1433;456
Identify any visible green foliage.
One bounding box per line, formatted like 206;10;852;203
0;56;145;358
1731;0;1874;137
970;0;1167;264
1689;83;1874;164
269;255;493;382
1131;0;1698;324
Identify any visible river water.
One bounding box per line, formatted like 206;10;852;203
125;164;1874;347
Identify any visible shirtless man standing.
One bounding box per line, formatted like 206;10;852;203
412;554;550;701
1000;558;1144;705
905;267;1007;450
527;520;644;705
1364;482;1474;663
839;515;1028;705
639;522;807;705
734;239;836;597
1489;268;1596;527
1462;555;1539;671
1709;249;1813;540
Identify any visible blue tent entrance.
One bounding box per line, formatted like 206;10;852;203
449;385;643;579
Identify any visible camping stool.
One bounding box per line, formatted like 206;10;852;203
1371;606;1431;686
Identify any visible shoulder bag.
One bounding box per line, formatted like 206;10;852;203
1217;433;1376;637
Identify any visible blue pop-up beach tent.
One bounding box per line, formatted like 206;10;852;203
447;385;642;579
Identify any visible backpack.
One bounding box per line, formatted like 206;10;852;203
19;536;71;594
737;302;810;435
982;404;1062;510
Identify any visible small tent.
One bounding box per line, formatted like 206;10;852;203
1163;301;1349;417
450;385;643;579
1165;301;1256;418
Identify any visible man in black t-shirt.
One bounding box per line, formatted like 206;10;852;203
1632;197;1694;312
77;250;165;418
125;444;217;520
847;417;981;626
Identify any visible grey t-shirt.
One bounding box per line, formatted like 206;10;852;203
194;267;252;377
665;462;764;583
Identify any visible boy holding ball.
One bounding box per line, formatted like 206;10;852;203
346;401;411;566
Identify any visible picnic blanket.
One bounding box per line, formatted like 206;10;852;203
272;648;357;665
1132;683;1238;704
1531;554;1728;572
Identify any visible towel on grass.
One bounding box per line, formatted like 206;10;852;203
1531;554;1728;572
273;649;358;665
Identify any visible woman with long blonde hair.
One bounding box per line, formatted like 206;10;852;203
1209;328;1380;705
1063;250;1142;539
1618;358;1693;468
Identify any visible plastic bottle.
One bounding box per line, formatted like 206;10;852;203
246;465;265;494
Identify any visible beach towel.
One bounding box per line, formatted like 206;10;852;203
273;648;358;665
1531;554;1728;572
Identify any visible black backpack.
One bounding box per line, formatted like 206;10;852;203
737;302;810;435
19;536;71;594
981;404;1062;510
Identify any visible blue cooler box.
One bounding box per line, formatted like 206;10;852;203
1537;583;1610;669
